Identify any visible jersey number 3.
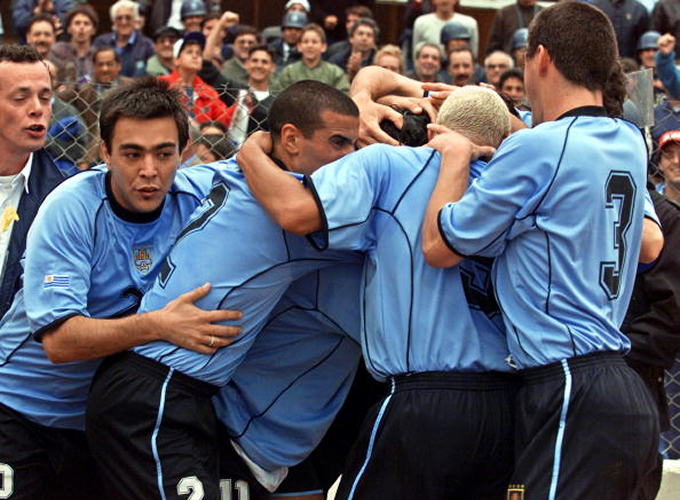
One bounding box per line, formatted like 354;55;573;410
599;171;635;300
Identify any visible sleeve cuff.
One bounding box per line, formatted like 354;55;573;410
437;207;469;259
32;312;81;342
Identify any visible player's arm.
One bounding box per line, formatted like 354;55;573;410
421;124;496;268
41;283;242;363
639;217;664;263
237;132;323;235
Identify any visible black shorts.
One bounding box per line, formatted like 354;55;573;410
334;370;519;500
86;352;220;500
0;402;104;500
510;352;660;500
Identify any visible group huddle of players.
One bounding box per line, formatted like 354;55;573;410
0;2;666;500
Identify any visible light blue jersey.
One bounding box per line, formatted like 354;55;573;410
0;164;217;430
215;263;363;471
305;144;511;381
133;159;361;385
437;107;649;368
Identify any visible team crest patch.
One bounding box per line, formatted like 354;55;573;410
133;247;153;274
44;275;70;288
507;484;525;500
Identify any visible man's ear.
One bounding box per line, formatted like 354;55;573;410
536;45;550;76
280;123;301;155
99;141;111;166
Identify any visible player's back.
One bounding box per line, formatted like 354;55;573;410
489;115;648;367
307;144;511;381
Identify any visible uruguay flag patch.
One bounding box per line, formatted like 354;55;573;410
44;275;70;288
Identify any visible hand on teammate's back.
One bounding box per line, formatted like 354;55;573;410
427;123;496;161
152;282;242;355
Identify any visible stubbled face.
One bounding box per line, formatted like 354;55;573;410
0;61;52;155
294;110;359;175
68;13;95;44
501;75;525;104
282;27;303;46
245;49;275;86
349;25;376;53
93;50;121;84
298;30;326;63
182;15;203;34
659;142;680;188
485;53;512;86
448;51;473;86
415;46;441;79
27;20;56;57
233;34;257;62
155;35;178;61
113;7;135;38
102;116;181;213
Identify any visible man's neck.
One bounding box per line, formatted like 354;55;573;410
72;39;91;57
537;78;603;123
271;144;295;172
249;79;269;91
435;8;454;21
0;148;30;176
116;32;131;47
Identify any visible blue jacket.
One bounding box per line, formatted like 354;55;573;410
0;149;66;319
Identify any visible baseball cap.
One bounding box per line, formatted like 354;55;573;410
512;28;528;50
154;26;182;42
659;130;680;149
180;0;207;19
173;31;206;58
282;11;307;29
440;22;470;45
285;0;311;12
637;31;660;52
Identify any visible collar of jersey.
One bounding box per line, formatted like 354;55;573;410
105;171;166;224
557;105;607;120
270;155;290;171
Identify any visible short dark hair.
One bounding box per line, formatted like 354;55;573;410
234;25;259;42
247;44;274;60
99;77;190;152
93;46;120;63
349;17;379;41
65;4;99;31
499;67;523;89
0;44;43;63
200;12;221;31
447;46;474;64
603;58;626;118
380;109;430;147
27;13;56;35
527;1;618;93
268;80;358;141
346;5;373;19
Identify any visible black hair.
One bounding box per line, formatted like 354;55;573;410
380;109;430;146
92;46;120;63
99;77;190;152
27;13;56;35
268;80;358;141
0;44;42;63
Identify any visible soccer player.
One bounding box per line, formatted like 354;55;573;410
85;80;362;500
420;3;660;498
235;85;518;500
0;77;239;500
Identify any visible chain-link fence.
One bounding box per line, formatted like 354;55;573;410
663;357;680;459
46;82;272;171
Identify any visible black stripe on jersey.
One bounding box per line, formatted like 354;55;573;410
436;208;470;258
229;331;350;438
303;174;330;251
32;312;80;342
545;231;552;314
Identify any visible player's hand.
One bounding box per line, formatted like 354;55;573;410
421;82;457;110
658;33;676;55
427;124;496;160
154;283;242;355
377;95;438;124
238;131;273;171
352;93;403;147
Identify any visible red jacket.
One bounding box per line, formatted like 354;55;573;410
159;71;234;127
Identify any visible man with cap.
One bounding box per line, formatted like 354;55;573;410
440;20;470;54
51;4;99;83
180;0;207;34
146;26;182;76
656;130;680;204
510;27;527;69
637;30;660;70
92;0;154;78
159;32;234;127
269;11;306;70
486;0;541;55
147;0;214;35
